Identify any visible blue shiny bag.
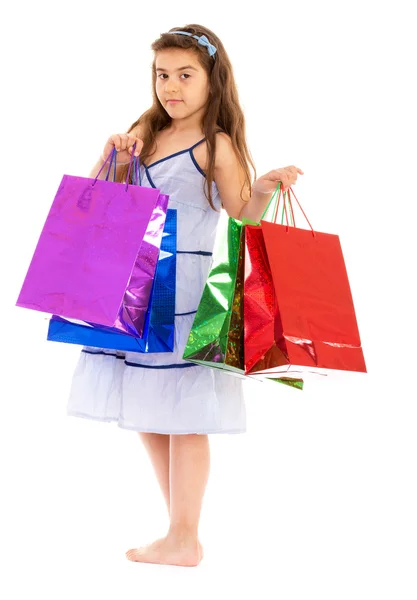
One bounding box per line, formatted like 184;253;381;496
47;208;177;353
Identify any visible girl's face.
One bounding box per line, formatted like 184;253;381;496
155;49;210;124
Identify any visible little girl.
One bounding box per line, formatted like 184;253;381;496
67;24;303;567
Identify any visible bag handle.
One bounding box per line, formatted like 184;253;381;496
261;183;316;237
104;147;118;182
284;186;315;237
132;155;143;186
260;182;295;224
92;142;140;190
272;185;295;226
260;182;281;221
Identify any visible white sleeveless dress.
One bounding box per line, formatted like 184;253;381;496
66;138;246;434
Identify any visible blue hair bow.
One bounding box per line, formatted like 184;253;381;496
166;31;217;57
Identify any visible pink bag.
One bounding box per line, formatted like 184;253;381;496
16;146;168;336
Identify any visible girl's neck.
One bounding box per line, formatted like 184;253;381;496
164;123;204;138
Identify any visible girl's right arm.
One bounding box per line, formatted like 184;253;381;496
89;128;144;180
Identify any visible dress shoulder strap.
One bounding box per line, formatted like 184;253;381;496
189;137;206;150
189;129;226;151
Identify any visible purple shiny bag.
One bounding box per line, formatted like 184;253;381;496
16;145;168;337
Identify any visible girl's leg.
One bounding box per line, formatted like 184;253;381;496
127;433;210;566
138;432;170;515
167;434;210;543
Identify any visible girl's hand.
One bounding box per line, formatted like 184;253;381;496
101;133;145;165
252;165;304;194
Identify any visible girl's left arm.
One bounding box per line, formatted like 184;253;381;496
214;133;304;222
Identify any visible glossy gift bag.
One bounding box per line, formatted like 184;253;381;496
183;217;243;373
183;194;304;390
16;147;167;337
244;185;366;377
47;208;177;353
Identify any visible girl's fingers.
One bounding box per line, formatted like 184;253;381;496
268;171;290;187
259;166;303;192
284;165;304;175
127;136;134;154
105;133;143;158
131;137;143;156
126;134;141;154
121;134;130;150
106;136;115;152
127;137;140;156
133;140;141;156
120;133;130;151
282;175;291;188
114;134;122;151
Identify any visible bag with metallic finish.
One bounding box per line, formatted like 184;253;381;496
16;147;168;338
183;187;304;390
47;208;177;353
244;185;366;378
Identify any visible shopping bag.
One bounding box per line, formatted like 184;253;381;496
182;216;243;372
47;208;177;353
244;185;366;377
16;147;167;337
183;193;304;390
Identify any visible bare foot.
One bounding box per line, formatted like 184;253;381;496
127;536;203;560
126;535;202;567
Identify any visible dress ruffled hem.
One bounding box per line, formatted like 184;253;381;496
67;410;246;435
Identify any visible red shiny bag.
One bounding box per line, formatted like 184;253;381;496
244;185;366;378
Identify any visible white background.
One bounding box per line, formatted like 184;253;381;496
1;0;416;598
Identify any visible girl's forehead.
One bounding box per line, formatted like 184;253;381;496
155;49;200;69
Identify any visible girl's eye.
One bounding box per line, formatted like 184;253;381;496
158;73;190;80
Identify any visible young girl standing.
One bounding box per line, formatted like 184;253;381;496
67;24;303;567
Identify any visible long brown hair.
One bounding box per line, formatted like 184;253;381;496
119;24;256;211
